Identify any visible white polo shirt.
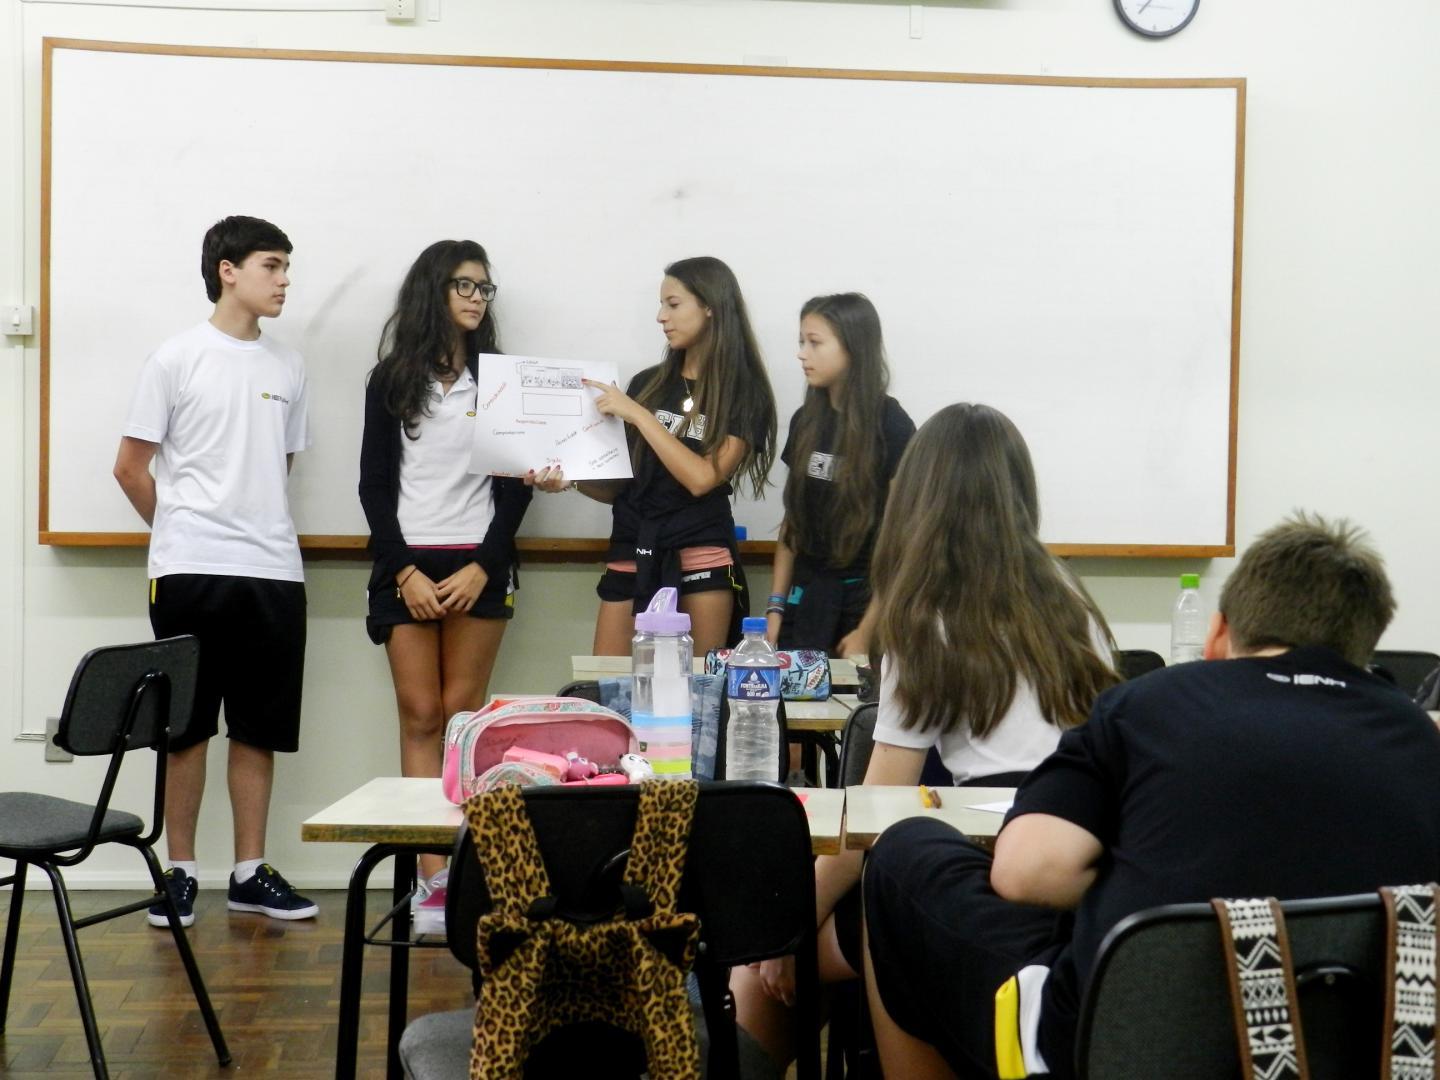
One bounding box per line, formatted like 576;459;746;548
123;320;310;582
396;368;495;545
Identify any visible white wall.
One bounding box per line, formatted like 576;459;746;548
3;0;1438;888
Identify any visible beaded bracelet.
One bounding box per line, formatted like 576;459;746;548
765;605;785;617
767;593;786;606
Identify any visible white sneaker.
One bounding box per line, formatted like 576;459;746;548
412;869;448;936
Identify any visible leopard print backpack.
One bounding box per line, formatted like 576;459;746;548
463;780;703;1079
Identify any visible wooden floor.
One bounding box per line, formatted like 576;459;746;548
0;887;473;1079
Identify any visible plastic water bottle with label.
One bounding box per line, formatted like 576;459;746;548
1169;573;1205;665
631;587;693;780
724;617;782;781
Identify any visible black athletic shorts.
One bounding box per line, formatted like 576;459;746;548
596;563;738;604
148;574;307;754
863;817;1071;1078
366;548;516;645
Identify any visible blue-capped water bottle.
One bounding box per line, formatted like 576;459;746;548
631;587;693;780
724;617;781;781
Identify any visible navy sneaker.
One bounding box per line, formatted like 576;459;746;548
147;866;197;928
227;863;319;920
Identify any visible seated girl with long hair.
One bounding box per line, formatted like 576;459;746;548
732;402;1119;1067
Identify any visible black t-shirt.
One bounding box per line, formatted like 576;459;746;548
779;395;914;576
611;365;742;524
1008;647;1440;1068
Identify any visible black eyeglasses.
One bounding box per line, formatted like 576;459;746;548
450;278;497;301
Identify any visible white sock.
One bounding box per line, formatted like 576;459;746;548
233;858;264;884
171;860;198;881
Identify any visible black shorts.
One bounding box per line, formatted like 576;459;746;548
776;567;870;652
366;549;516;645
148;574;306;754
862;817;1070;1078
595;563;738;604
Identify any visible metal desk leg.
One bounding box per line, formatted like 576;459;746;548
387;851;418;1080
336;843;398;1080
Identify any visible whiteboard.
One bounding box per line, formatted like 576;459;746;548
41;41;1243;555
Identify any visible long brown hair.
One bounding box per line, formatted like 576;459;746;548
371;240;499;438
630;256;776;498
780;293;890;566
871;403;1118;738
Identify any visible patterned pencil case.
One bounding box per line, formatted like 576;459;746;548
704;648;831;701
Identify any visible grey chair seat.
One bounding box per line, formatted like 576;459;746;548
400;1004;783;1080
0;792;143;853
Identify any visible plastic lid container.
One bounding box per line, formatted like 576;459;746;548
741;617;767;634
1180;573;1200;589
635;586;692;633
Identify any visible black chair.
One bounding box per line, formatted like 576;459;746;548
1077;892;1399;1079
1368;649;1440;698
1117;649;1166;680
556;678;603;703
0;637;230;1079
403;782;816;1078
836;702;879;788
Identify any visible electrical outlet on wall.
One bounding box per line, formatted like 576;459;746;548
386;0;416;21
45;716;73;763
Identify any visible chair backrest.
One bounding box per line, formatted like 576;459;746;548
555;679;603;704
1116;649;1166;680
1077;892;1390;1080
837;702;878;787
448;781;814;970
1369;649;1440;698
55;636;200;755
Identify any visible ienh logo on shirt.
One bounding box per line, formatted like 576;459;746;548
260;392;291;403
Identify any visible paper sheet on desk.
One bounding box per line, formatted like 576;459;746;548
470;356;633;480
970;800;1014;814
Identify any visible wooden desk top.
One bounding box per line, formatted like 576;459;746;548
785;694;859;732
301;777;844;856
842;785;1016;849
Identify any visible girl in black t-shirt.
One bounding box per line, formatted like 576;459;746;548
535;256;776;654
768;293;915;658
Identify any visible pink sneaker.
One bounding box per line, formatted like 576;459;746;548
412;869;448;935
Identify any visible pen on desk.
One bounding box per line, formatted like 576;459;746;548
918;784;942;809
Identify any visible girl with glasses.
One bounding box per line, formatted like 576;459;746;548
358;239;533;929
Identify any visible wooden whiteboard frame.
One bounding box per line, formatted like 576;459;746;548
39;38;1245;559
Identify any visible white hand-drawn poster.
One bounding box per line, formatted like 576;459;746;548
469;357;633;479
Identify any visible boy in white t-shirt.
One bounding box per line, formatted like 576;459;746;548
113;215;317;927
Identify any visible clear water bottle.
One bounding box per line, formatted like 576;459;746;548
632;587;693;780
724;617;782;781
1170;573;1206;665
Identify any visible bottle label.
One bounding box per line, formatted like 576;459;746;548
727;666;780;700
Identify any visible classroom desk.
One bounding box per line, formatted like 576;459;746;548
842;785;1016;850
571;654;864;687
302;777;844;1079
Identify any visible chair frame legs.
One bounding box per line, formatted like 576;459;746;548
0;851;231;1078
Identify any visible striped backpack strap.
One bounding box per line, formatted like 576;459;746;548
1380;884;1438;1080
1212;897;1311;1080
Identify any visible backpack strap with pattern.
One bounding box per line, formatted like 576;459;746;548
1213;896;1311;1080
1380;883;1438;1080
463;781;703;1080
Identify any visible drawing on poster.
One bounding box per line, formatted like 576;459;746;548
471;356;633;480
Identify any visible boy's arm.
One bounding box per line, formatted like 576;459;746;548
990;813;1104;910
113;436;159;527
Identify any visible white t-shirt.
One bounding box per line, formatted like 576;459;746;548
396;368;495;545
873;618;1112;784
123;320;310;581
